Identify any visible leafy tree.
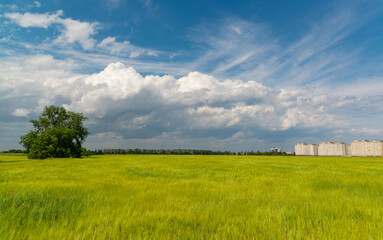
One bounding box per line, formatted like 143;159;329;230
20;105;89;159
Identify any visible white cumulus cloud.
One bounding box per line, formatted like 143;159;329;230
4;10;98;50
12;108;30;117
55;18;98;50
1;56;381;149
64;62;343;135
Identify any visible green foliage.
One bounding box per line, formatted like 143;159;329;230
19;105;89;159
1;154;383;239
92;148;237;155
85;148;293;156
0;149;26;154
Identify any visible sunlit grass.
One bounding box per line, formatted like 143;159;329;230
1;154;383;239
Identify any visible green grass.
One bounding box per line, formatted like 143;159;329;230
1;154;383;239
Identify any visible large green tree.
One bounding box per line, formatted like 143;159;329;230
20;105;89;159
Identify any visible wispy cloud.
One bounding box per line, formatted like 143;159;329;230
186;17;276;78
185;2;380;92
34;1;41;8
4;11;63;28
105;0;122;9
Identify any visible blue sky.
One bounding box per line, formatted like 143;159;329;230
1;0;383;152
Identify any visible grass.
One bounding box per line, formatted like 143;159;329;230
1;154;383;239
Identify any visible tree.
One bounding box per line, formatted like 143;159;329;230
20;105;89;159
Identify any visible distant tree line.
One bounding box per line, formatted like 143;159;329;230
245;151;295;156
1;149;27;154
85;149;237;155
2;148;295;156
83;149;295;156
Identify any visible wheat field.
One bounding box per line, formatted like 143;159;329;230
1;154;383;239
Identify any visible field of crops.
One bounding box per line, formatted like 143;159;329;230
1;154;383;239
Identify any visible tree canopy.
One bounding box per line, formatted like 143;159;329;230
20;105;89;159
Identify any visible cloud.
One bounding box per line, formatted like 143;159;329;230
4;10;98;50
34;1;41;8
0;37;9;42
0;54;81;117
98;37;133;54
98;36;160;58
0;53;382;150
1;55;376;133
4;11;63;28
187;17;275;78
105;0;122;9
0;58;351;138
130;50;144;58
350;128;382;136
0;121;31;150
54;18;98;50
186;5;375;90
98;36;118;47
326;77;383;98
11;108;30;117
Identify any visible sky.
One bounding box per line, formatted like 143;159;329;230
1;0;383;152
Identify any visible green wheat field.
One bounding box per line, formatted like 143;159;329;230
1;154;383;239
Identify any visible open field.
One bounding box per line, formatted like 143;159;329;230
1;154;383;239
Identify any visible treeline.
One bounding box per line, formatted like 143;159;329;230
1;149;27;153
1;148;295;156
245;151;294;156
86;149;237;155
85;149;295;156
